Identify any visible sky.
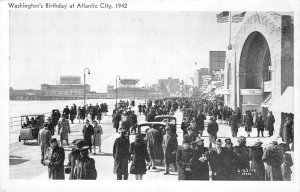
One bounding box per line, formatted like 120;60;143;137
10;11;247;92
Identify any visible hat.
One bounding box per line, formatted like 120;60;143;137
209;117;214;121
252;140;263;147
62;114;66;117
80;146;90;152
50;138;57;143
215;139;222;145
225;138;232;144
194;136;204;143
238;136;246;143
72;139;86;149
43;123;49;127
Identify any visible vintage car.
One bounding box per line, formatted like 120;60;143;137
136;122;166;141
19;114;45;144
154;115;177;135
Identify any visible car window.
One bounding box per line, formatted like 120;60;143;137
140;125;150;133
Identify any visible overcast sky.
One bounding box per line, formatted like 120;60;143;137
10;11;247;92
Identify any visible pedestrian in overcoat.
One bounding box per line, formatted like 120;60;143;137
243;110;253;137
162;127;178;174
67;139;84;180
233;136;250;180
38;123;52;165
249;141;265;181
44;138;65;180
265;111;275;136
229;112;239;137
82;119;94;153
191;137;209;180
279;143;293;181
146;126;164;169
222;138;238;180
176;139;193;180
208;139;226;180
262;140;284;181
58;115;70;146
281;116;293;149
75;146;97;180
92;120;103;154
129;134;150;180
195;111;206;137
207;117;219;149
256;112;265;137
113;129;130;180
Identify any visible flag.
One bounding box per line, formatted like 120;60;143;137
232;12;246;23
216;11;229;23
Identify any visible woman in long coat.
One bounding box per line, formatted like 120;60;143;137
68;139;85;180
129;134;150;180
162;127;178;174
249;141;265;180
92;121;103;154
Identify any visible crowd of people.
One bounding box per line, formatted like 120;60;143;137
36;97;294;181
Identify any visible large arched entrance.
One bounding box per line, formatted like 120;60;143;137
239;32;271;90
238;32;272;113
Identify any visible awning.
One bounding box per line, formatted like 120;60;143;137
261;93;272;107
269;86;294;113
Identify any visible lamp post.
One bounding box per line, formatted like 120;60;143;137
83;68;90;108
115;75;120;109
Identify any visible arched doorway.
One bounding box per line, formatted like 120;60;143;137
238;31;271;112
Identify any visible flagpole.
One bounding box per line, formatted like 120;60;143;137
228;11;232;50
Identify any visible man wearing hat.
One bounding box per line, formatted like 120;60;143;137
75;145;97;180
176;138;193;180
44;138;65;180
82;119;94;153
233;136;250;180
191;136;209;180
38;123;52;165
63;105;70;119
249;140;265;180
195;111;206;137
208;138;224;180
162;126;178;175
57;114;70;147
113;129;130;180
262;139;284;181
183;126;197;146
222;138;238;180
256;112;265;137
207;116;219;150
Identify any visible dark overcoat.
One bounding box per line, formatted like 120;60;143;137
68;148;80;180
195;113;206;131
82;124;94;146
176;148;193;180
113;114;121;129
262;144;284;181
129;140;150;175
75;156;97;180
233;145;250;180
281;152;293;181
256;116;265;131
191;145;209;180
243;113;253;132
146;128;164;160
281;120;293;144
162;134;178;164
229;114;239;133
265;115;275;132
113;136;130;175
249;146;265;181
45;145;65;180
